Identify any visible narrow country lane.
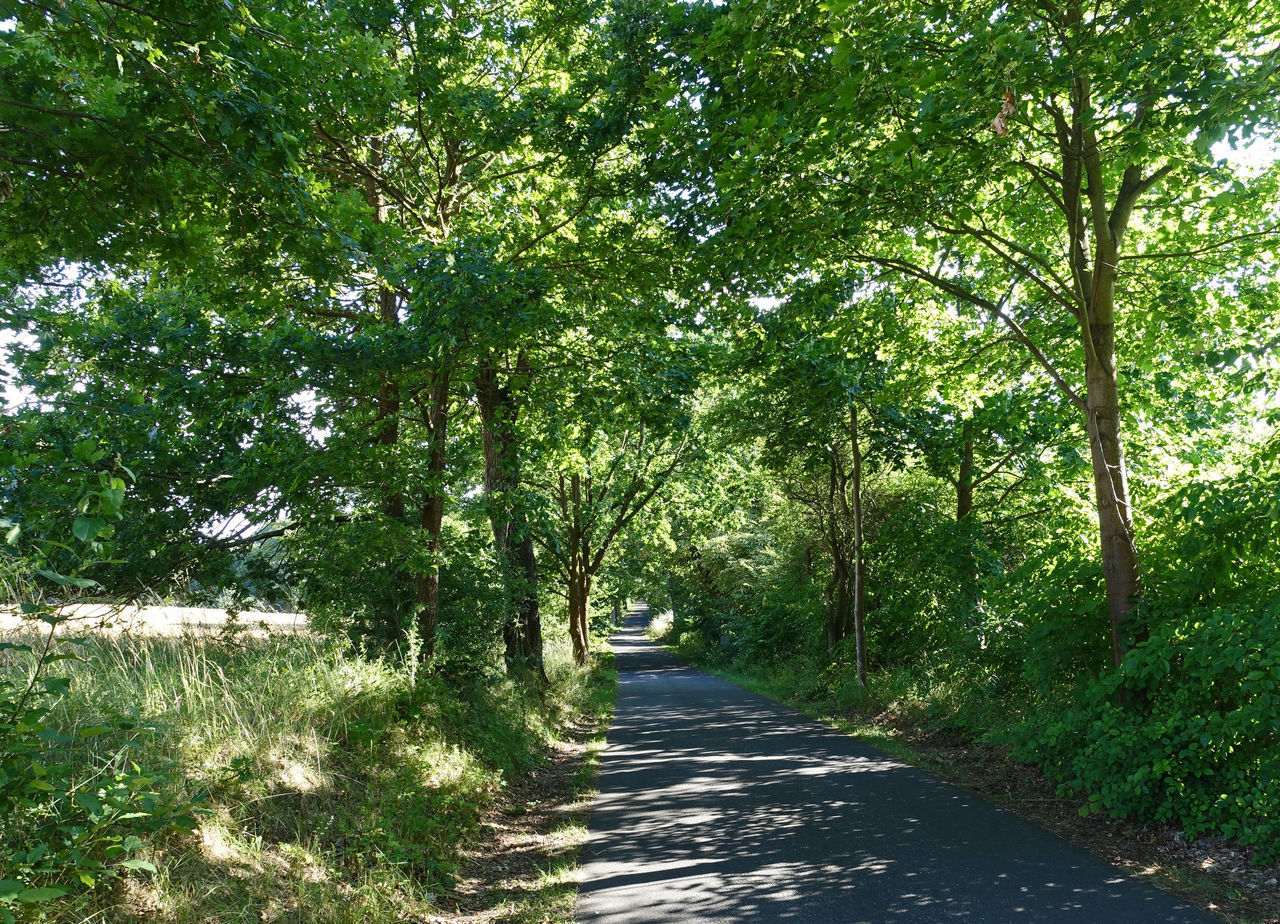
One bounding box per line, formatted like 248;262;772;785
577;607;1217;923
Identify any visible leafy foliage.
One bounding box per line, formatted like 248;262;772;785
0;615;201;921
1016;604;1280;861
4;0;1280;900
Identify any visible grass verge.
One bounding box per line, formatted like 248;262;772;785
0;624;616;923
443;649;615;922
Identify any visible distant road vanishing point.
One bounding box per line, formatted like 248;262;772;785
577;607;1217;924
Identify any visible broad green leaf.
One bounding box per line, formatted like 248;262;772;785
15;887;68;903
35;569;98;589
73;516;107;541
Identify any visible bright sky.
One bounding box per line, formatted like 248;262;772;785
1;329;36;412
1213;136;1280;175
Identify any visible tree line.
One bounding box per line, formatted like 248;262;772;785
4;0;1280;858
2;0;698;674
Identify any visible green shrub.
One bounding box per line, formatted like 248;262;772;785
1012;603;1280;860
1145;443;1280;610
0;615;200;923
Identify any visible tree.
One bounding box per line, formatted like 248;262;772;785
0;1;291;280
529;329;697;664
475;350;545;676
658;0;1280;666
705;279;913;687
3;0;671;669
541;425;691;664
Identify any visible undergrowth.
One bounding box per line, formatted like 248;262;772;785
0;622;608;923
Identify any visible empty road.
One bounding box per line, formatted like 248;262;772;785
578;608;1216;923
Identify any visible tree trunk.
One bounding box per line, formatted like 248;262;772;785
366;136;408;643
413;372;449;662
1058;76;1147;669
850;403;867;691
825;559;852;649
475;354;544;679
1074;125;1144;667
1082;310;1143;667
510;532;543;670
825;453;850;649
567;474;591;665
568;563;592;666
415;542;439;661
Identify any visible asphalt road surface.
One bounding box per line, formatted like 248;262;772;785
578;607;1217;923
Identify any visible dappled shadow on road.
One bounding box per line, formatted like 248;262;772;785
578;612;1212;923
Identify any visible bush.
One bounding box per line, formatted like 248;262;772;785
1012;603;1280;860
1145;443;1280;610
0;613;200;923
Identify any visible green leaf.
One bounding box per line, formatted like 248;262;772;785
117;859;156;873
15;887;67;903
42;677;72;697
73;516;108;541
35;569;98;589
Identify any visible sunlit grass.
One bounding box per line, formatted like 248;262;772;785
0;622;608;922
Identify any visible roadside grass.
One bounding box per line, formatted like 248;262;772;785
657;634;1279;924
453;649;615;923
0;622;613;923
519;660;615;922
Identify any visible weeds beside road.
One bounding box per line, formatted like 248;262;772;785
0;619;613;923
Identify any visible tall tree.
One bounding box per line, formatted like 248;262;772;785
475;349;544;676
530;328;697;664
658;0;1280;666
541;425;691;664
3;0;671;667
706;279;912;686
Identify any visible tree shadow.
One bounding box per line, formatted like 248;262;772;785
577;613;1216;923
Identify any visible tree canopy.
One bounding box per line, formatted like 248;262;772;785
4;0;1280;873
